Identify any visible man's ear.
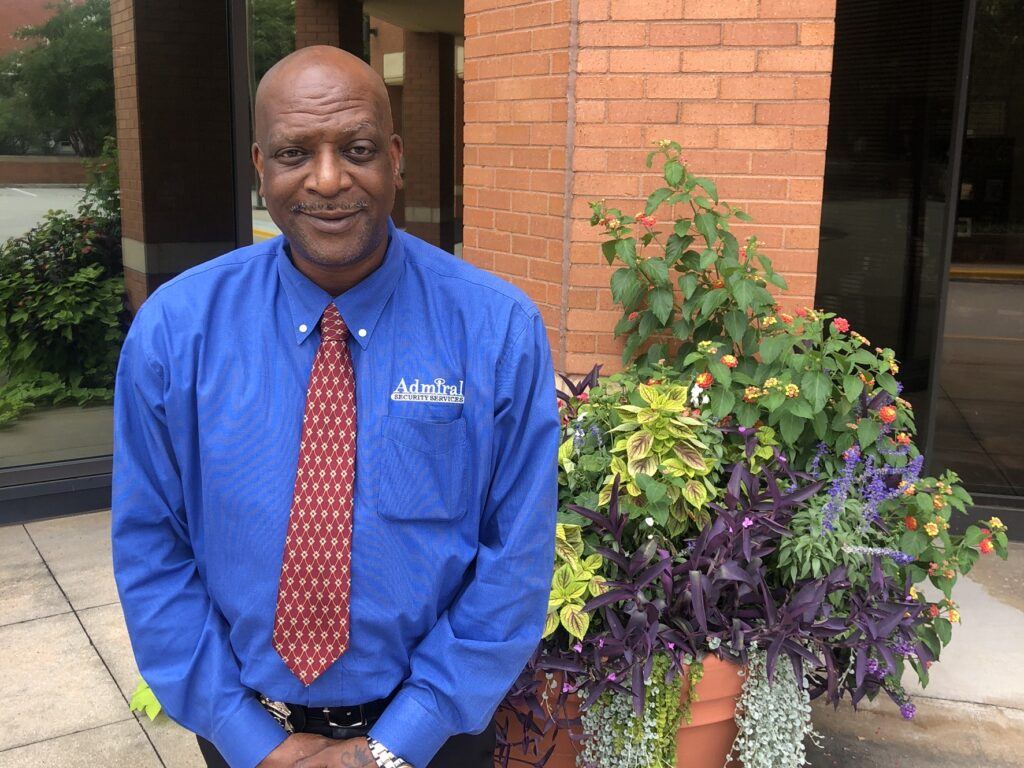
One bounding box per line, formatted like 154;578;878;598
251;142;264;196
389;133;404;191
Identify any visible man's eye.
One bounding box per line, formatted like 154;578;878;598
347;145;375;159
277;149;304;160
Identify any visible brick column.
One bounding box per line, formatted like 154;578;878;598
111;0;244;312
295;0;364;53
463;0;836;374
402;32;457;252
461;0;572;360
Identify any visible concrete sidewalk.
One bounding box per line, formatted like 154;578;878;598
0;510;1021;767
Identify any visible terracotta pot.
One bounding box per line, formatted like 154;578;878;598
498;658;745;768
675;655;745;768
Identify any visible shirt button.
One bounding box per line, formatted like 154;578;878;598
299;324;308;333
358;329;367;338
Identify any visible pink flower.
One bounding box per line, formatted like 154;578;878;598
628;311;639;321
572;643;583;653
639;214;657;228
577;392;589;403
742;517;754;528
607;673;617;682
831;317;851;333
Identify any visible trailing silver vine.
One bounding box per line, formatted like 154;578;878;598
727;647;820;768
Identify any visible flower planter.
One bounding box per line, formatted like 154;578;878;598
498;657;745;768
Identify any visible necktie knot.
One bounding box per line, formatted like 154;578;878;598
320;302;349;342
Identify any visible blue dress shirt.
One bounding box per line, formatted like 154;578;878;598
110;219;559;768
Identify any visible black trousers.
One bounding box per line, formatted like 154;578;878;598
196;717;496;768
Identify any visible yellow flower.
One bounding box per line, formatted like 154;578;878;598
904;484;917;497
764;377;780;388
948;609;960;624
762;316;777;327
607;218;620;229
889;360;900;374
785;384;800;398
909;585;919;600
932;495;945;510
924;522;939;537
988;516;1005;531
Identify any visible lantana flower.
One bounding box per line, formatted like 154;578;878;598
720;354;738;368
924;522;939;537
980;538;994;555
879;405;897;424
831;317;851;333
696;372;714;389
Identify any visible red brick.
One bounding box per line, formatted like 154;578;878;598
610;0;684;21
758;0;836;20
610;49;681;73
579;21;647;46
722;22;798;46
719;75;796;100
718;125;792;149
755;101;830;125
683;0;758;19
757;48;833;72
649;23;722;47
681;49;757;72
645;74;719;99
680;101;755;124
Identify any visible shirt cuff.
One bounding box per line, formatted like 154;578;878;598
211;694;289;768
368;687;451;768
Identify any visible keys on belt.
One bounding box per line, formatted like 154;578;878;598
258;693;393;734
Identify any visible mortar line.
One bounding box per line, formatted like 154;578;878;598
558;0;580;374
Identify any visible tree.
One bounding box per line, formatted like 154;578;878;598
252;0;295;84
0;0;114;156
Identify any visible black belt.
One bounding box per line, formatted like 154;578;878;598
261;689;398;733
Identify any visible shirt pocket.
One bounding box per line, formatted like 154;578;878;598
376;414;469;523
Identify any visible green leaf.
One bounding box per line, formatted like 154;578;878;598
759;334;790;364
642;258;670;287
732;279;755;310
707;359;732;387
711;388;735;419
664;159;684;186
900;530;928;557
877;372;899;396
962;525;985;547
542;610;560;638
601;240;618;265
626;430;655;461
560;604;591;640
724;310;748;344
610;268;639;304
694;212;718;246
856;419;881;449
779;412;804;443
811;410;827;439
801;370;831;411
646;187;674;215
649;287;674;324
693;177;718;203
615;238;638;267
843;374;864;402
788;398;813;419
636;473;668;503
700;288;728;316
678;272;699;299
934;617;952;646
682;479;707;508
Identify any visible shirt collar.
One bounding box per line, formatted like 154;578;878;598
275;217;406;349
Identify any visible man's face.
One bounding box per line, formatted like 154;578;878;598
253;70;402;270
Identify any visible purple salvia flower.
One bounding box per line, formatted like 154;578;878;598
900;702;916;720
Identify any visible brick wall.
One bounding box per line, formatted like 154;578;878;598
463;0;836;374
0;0;80;56
461;0;573;358
110;0;143;243
295;0;340;49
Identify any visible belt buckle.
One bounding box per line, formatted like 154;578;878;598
259;695;295;733
324;703;367;728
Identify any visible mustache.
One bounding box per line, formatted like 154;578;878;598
290;200;370;214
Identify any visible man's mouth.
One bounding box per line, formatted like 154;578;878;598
293;203;367;234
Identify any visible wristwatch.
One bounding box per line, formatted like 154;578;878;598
366;736;410;768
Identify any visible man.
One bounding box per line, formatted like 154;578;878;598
111;45;558;768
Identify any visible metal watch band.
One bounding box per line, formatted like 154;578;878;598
366;736;409;768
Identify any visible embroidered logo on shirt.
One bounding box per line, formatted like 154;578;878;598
390;377;465;404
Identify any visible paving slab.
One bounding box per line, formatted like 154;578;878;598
25;509;119;611
79;602;205;767
0;612;128;752
0;523;70;626
0;719;161;768
809;696;1024;768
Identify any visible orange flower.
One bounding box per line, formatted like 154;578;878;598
979;538;994;555
720;354;738;368
904;515;918;531
895;432;911;446
879;405;897;424
696;372;714;389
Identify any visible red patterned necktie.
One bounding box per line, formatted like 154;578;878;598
273;301;356;685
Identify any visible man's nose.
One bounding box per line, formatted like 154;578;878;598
304;148;354;198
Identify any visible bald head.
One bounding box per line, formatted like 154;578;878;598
254;46;394;144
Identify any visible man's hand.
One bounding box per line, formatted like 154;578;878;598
256;733;335;767
293;736;377;768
